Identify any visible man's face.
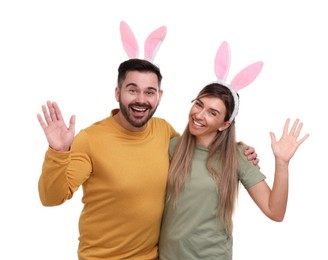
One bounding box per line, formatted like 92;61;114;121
115;71;163;131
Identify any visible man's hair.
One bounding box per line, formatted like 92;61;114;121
117;58;163;88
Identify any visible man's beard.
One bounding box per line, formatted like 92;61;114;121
119;102;158;128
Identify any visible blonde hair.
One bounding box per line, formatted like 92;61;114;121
167;83;239;235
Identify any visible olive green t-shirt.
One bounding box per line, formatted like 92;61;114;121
159;137;266;260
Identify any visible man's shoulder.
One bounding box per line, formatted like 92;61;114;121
150;117;179;136
149;117;173;128
150;116;166;122
80;117;112;134
150;117;173;127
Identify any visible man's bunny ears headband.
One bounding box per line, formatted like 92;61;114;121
120;21;167;63
214;41;264;122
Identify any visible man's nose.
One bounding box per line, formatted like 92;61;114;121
135;93;146;103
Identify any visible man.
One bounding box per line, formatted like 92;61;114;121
38;58;258;259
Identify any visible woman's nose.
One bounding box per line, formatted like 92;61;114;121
195;109;206;119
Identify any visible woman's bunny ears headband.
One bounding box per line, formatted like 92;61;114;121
214;41;264;122
120;21;167;63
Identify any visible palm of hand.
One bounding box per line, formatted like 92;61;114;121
270;118;309;163
45;119;74;151
38;101;75;151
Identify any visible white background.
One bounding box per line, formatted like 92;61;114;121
0;1;326;259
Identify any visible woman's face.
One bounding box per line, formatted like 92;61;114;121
188;96;230;147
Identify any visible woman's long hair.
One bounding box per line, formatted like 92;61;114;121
167;83;239;235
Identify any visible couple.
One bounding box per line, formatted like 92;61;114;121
37;22;309;260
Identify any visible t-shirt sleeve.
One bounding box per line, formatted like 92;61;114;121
168;136;180;160
237;145;266;189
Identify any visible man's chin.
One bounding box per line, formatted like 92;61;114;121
128;110;156;127
129;118;148;128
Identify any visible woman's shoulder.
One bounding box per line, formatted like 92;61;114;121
169;136;181;157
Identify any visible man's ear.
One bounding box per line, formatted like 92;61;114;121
115;87;120;102
158;89;163;103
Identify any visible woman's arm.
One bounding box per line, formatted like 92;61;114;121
246;118;309;221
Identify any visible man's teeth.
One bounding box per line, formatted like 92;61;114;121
132;107;147;112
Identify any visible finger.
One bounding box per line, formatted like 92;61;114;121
247;152;257;160
297;133;310;146
238;141;245;146
37;113;47;130
289;118;300;136
283;118;290;135
41;103;52;125
253;158;260;167
47;100;58;122
294;121;303;138
52;101;63;121
244;146;253;156
269;131;276;143
68;115;76;132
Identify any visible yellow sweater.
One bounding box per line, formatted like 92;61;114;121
38;111;179;259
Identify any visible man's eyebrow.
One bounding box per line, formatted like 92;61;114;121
146;87;159;92
125;83;137;88
125;84;159;92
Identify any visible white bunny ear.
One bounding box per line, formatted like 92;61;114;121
120;21;139;58
144;26;167;61
214;41;230;82
230;61;264;91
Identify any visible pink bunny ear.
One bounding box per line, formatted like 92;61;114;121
120;21;139;58
214;41;230;81
211;40;263;122
230;61;264;91
144;26;167;61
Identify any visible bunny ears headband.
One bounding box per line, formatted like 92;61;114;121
120;21;167;62
119;21;263;122
214;41;263;122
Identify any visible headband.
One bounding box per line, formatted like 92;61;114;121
214;41;264;122
120;21;167;63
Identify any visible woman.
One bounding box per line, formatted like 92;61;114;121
159;83;309;259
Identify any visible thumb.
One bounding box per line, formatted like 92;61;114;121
68;115;76;133
269;131;276;143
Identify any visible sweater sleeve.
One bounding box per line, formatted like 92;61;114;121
38;130;92;206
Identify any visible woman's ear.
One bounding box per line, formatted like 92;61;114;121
218;121;231;131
